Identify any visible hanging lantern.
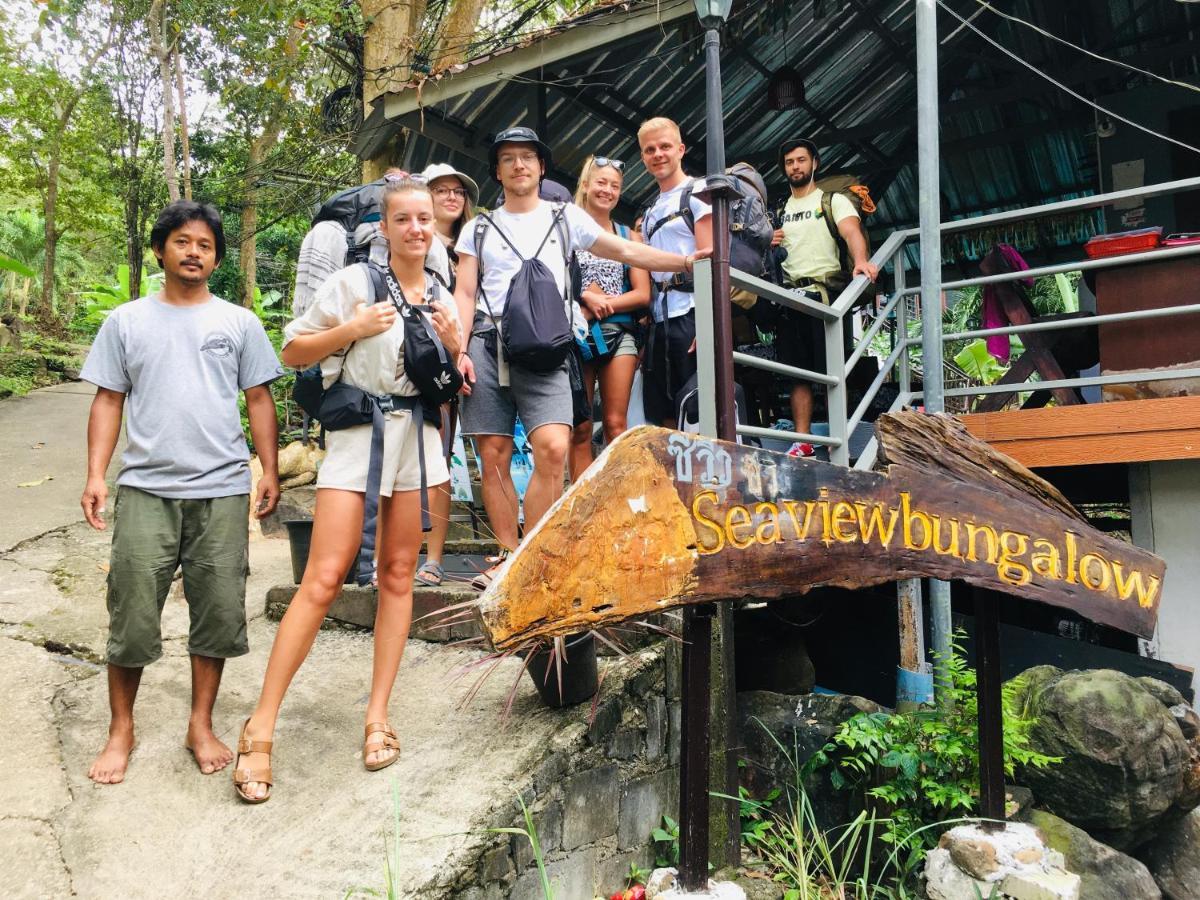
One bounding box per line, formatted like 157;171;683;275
767;66;805;110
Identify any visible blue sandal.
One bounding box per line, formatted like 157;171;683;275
414;560;445;587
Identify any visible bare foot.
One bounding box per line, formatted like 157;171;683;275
186;721;233;775
88;723;135;785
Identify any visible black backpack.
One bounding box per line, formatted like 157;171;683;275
311;179;389;265
474;203;574;373
641;164;776;282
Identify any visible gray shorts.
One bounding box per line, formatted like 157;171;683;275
461;330;573;437
598;323;639;359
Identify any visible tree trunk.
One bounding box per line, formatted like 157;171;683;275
434;0;487;69
174;48;192;200
40;149;61;315
148;0;180;202
239;125;280;308
361;0;425;108
125;170;145;301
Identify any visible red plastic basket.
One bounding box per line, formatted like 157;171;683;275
1084;227;1163;258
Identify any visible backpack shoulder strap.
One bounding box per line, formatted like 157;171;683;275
361;261;388;305
820;191;851;271
551;201;571;263
643;180;697;243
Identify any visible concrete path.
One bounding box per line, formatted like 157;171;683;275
0;382;119;553
0;387;595;898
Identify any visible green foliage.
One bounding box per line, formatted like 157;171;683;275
805;634;1060;853
626;860;651;888
488;794;554;899
74;265;164;335
953;340;1007;385
0;253;35;279
651;814;680;868
738;778;781;851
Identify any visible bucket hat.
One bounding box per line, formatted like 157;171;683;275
488;126;553;182
420;163;480;205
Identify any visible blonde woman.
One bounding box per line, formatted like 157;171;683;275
233;179;461;802
568;155;651;481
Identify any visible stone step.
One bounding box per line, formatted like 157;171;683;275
265;582;483;642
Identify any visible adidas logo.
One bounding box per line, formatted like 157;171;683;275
434;372;452;388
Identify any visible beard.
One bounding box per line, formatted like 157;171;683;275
787;171;814;188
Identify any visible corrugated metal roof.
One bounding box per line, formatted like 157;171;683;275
357;0;1200;246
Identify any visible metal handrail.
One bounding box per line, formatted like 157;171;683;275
942;300;1200;343
696;175;1200;471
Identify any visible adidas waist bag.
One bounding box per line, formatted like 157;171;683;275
376;263;463;406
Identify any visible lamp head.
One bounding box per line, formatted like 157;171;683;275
693;0;733;29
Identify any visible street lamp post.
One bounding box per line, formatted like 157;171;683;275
678;0;736;891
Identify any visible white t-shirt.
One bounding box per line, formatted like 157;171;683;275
283;265;459;399
456;201;602;318
642;180;712;321
779;189;858;284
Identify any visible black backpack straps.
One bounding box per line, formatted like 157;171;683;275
361;260;389;305
643;179;696;243
472;214;501;327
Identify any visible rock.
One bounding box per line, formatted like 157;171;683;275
259;485;318;537
0;320;20;352
1138;678;1187;709
998;868;1081;900
924;847;993;900
944;835;1000;880
1013;667;1192;850
1027;809;1161;900
646;868;677;899
276;440;324;479
280;471;316;490
1007;785;1035;820
1139;808;1200;900
736;690;882;831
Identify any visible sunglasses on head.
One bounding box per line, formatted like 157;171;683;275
593;156;624;171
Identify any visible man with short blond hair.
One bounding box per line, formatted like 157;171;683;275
636;116;713;426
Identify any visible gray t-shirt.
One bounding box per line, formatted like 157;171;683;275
80;294;283;499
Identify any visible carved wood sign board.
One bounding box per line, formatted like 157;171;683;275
476;416;1165;650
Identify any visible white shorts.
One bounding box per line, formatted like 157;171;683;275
316;411;449;497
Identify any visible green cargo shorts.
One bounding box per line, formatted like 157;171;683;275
105;486;250;668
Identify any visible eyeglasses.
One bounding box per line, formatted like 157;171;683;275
382;172;428;183
593;157;624;171
432;186;466;199
498;151;540;167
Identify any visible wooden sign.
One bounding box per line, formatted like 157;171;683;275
476;415;1165;649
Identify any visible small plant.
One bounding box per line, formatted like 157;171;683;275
490;795;554;899
651;814;679;868
738;780;780;851
804;632;1060;853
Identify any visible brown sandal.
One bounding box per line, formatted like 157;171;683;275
232;718;273;804
363;722;400;772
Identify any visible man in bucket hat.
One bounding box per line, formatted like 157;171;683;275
452;126;705;588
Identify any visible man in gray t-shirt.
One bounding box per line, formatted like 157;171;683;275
79;200;283;786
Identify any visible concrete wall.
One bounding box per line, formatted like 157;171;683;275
446;642;683;899
1130;460;1200;693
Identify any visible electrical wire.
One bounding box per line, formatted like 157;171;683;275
937;0;1200;157
969;0;1200;94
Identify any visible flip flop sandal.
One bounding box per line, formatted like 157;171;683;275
363;722;400;772
232;718;273;804
414;560;445;587
470;549;511;591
